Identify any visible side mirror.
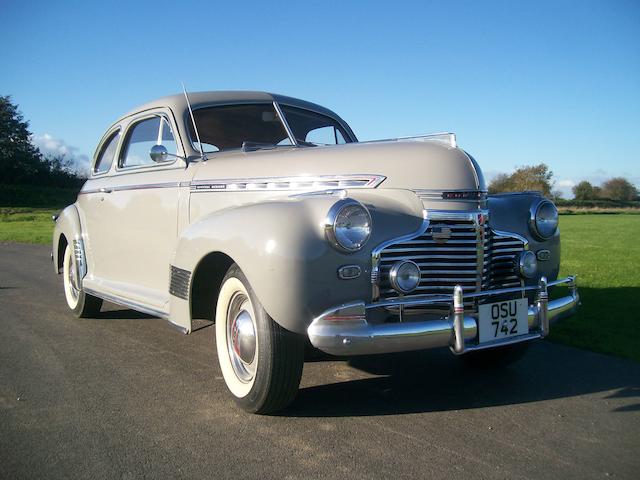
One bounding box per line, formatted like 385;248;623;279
150;144;168;163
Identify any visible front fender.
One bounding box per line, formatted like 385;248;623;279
52;204;82;274
171;189;424;334
488;193;561;284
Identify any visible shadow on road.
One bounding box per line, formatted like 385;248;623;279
94;309;155;320
284;344;640;417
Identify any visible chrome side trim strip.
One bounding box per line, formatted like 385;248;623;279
80;181;183;195
83;287;169;320
190;174;386;192
79;176;385;196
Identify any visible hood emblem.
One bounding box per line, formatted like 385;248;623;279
432;227;452;243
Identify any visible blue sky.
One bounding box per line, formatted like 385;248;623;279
2;0;638;196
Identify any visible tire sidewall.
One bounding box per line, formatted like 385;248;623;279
215;266;275;410
63;244;82;313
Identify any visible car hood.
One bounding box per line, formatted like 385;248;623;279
191;140;485;192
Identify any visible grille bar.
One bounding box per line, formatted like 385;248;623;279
375;216;526;304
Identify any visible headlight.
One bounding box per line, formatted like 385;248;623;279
529;199;559;240
389;260;421;294
325;199;372;252
518;251;538;279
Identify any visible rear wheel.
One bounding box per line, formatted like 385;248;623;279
460;342;530;369
62;244;102;317
215;264;304;414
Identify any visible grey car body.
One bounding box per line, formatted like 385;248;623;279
52;91;579;413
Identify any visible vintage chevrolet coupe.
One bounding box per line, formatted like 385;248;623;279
53;91;579;413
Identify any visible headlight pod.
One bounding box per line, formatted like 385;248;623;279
324;198;372;253
529;199;559;240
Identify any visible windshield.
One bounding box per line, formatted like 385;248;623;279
189;104;292;152
280;105;350;146
188;103;352;153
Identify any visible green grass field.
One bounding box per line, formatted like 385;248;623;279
550;215;640;361
1;209;638;361
0;208;58;244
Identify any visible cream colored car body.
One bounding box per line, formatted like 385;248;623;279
53;91;576;352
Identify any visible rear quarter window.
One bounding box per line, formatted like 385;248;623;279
93;130;120;175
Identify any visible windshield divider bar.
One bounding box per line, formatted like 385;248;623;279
273;101;298;147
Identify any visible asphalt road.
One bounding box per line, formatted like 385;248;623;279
1;243;639;480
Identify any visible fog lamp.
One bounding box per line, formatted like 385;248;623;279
389;260;421;294
518;251;538;279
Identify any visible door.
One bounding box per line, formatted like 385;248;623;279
84;110;192;310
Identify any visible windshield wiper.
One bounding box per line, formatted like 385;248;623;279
295;139;317;147
241;141;278;152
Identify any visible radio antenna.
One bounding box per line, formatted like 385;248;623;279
182;82;205;160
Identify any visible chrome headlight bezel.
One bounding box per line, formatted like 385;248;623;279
324;198;372;253
529;199;559;240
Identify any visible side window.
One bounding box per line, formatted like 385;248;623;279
306;126;346;145
93;130;120;174
120;116;177;168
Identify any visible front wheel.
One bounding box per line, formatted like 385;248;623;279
62;243;102;317
215;264;304;414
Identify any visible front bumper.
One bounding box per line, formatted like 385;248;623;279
307;276;579;356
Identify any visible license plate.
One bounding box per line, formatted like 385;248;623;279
478;298;529;343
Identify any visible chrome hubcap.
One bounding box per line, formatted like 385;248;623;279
231;310;256;364
66;250;79;302
226;293;257;383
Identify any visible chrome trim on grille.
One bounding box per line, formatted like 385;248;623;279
371;210;528;307
371;210;429;300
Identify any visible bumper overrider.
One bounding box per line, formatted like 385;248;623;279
308;276;579;356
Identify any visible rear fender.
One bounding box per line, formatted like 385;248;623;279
52;205;85;276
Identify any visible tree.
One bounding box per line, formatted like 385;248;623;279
488;164;554;196
600;177;638;202
0;95;83;187
572;181;600;200
0;95;45;184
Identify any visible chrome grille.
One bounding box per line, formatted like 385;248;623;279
379;219;480;297
375;217;525;305
483;232;525;290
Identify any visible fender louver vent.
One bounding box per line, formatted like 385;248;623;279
169;265;191;300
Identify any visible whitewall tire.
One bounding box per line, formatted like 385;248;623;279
62;243;102;317
215;264;304;414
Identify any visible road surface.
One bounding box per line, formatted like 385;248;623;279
1;243;638;479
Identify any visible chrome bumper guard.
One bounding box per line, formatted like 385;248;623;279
307;276;579;356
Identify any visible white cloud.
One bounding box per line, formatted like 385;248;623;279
31;133;91;176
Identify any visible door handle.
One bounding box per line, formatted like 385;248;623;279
99;187;113;194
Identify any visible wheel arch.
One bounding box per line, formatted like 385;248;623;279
190;251;235;323
56;234;69;274
52;204;83;274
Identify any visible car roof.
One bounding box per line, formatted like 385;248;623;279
120;91;342;122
